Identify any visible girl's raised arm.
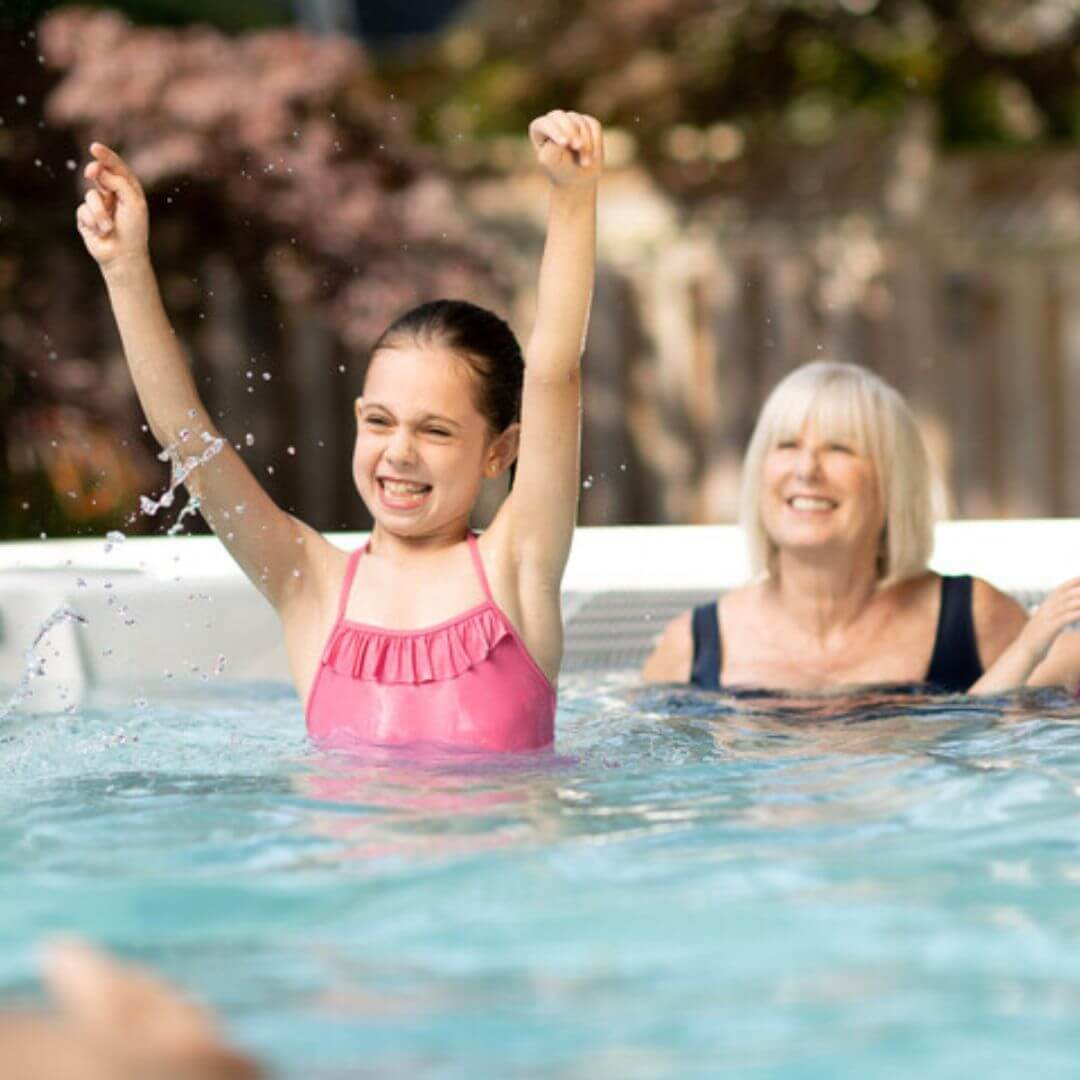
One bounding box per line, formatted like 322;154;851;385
501;111;602;581
77;143;327;612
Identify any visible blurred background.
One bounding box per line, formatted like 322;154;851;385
2;0;1079;540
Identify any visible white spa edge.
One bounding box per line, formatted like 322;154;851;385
2;520;1078;711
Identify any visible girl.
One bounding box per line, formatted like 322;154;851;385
77;110;603;751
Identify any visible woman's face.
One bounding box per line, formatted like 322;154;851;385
352;346;515;542
760;421;885;566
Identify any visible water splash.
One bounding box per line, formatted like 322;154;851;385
0;606;87;720
103;529;126;553
140;430;225;519
166;494;203;537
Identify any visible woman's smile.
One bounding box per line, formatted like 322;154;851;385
784;494;839;514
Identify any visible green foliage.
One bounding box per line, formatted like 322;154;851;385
381;0;1080;169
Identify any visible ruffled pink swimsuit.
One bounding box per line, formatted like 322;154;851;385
305;534;556;752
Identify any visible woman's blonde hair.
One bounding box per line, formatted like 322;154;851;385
738;361;938;584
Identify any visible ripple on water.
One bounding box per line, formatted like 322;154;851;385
2;675;1080;1076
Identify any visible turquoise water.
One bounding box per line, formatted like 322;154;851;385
2;677;1080;1078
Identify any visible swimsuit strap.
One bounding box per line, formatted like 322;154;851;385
925;574;982;691
334;545;366;624
690;600;722;690
466;532;496;605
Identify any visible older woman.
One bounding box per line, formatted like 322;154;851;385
643;362;1027;692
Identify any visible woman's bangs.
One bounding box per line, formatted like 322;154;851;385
767;374;873;455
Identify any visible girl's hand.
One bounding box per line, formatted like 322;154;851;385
76;142;149;271
529;110;603;187
1018;578;1080;666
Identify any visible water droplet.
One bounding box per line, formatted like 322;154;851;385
244;433;255;447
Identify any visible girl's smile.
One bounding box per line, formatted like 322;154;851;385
376;476;433;511
353;346;502;539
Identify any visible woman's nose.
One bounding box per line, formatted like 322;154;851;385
794;446;821;478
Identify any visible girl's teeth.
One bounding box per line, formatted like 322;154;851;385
790;497;833;510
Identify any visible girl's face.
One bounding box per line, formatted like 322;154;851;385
353;346;517;542
760;421;884;565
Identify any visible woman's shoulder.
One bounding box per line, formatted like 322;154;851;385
969;574;1028;666
640;585;760;683
641;609;694;683
891;570;1025;660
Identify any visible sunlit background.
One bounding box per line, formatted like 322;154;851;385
3;0;1080;540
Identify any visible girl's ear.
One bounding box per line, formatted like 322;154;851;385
486;422;520;477
354;396;364;420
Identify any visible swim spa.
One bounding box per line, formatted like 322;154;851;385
2;522;1080;1077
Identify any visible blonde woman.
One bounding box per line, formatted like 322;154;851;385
644;362;1027;693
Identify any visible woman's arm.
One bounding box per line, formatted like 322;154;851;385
1029;628;1080;694
78;143;327;613
971;578;1080;693
500;111;601;582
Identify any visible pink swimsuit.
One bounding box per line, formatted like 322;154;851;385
306;534;556;752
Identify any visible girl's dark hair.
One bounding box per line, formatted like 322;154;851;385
369;300;523;433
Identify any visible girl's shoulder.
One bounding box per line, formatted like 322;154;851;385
279;521;353;615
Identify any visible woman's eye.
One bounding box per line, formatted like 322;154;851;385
365;415;389;427
828;443;853;454
426;427;451;438
776;440;798;450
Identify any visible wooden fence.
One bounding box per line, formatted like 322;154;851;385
572;148;1080;526
90;144;1080;534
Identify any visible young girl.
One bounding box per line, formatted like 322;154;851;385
77;110;603;751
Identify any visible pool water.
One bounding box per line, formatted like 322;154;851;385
3;676;1080;1078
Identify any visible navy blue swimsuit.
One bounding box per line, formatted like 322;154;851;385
690;575;982;693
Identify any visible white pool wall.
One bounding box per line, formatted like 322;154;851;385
2;520;1077;712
